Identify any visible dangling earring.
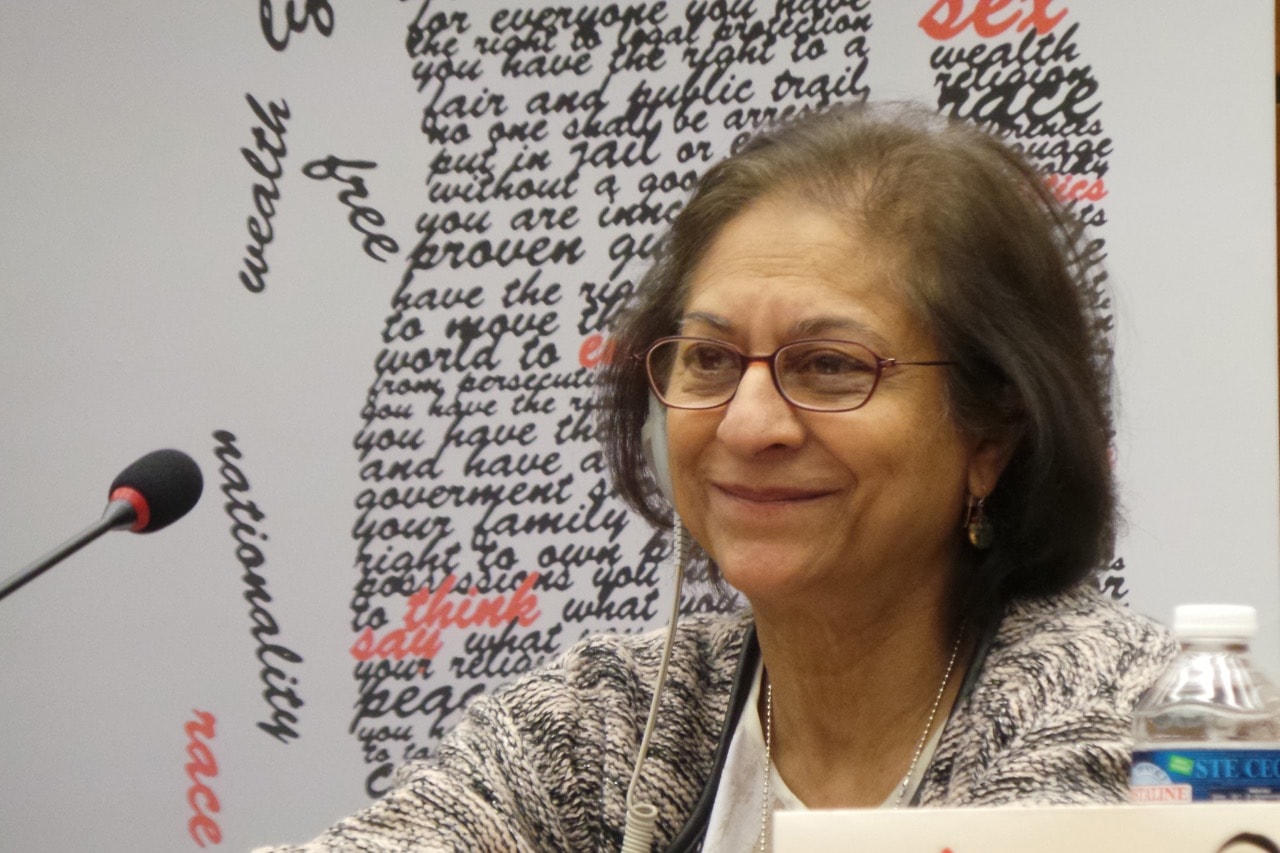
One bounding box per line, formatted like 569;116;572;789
964;495;994;550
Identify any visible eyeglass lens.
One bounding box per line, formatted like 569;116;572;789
647;338;881;411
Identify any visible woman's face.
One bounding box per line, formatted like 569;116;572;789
667;196;1008;611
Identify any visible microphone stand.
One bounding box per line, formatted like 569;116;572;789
0;500;136;602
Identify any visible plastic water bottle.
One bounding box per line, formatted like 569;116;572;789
1130;604;1280;802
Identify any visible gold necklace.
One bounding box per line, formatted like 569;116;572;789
757;628;966;852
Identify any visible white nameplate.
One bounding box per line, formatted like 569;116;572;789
773;803;1280;852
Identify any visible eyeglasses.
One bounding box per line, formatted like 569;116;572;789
644;336;955;412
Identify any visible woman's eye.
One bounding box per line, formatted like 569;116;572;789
686;344;735;373
793;348;873;375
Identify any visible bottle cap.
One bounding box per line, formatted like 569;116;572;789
1173;604;1257;641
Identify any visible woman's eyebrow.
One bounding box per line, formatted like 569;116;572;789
678;311;731;333
678;312;891;349
792;316;874;338
792;316;892;350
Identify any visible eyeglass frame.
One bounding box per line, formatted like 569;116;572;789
642;335;957;413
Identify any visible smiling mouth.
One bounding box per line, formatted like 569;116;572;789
714;483;835;503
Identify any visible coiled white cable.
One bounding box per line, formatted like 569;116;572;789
620;527;688;853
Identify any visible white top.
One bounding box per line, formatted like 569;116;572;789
702;662;945;852
1172;603;1257;641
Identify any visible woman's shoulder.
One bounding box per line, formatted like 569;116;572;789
486;608;753;709
996;582;1173;659
547;608;752;687
975;582;1176;706
924;586;1175;806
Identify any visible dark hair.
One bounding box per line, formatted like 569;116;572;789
598;102;1116;626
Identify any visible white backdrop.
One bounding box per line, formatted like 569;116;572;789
0;2;1276;850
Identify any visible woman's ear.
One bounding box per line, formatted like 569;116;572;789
967;430;1016;497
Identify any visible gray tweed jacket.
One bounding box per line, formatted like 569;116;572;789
262;583;1174;852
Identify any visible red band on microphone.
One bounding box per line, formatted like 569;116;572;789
110;486;151;532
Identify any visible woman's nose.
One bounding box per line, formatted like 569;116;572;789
715;362;806;452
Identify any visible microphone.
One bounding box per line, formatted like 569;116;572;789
0;449;204;602
108;448;205;533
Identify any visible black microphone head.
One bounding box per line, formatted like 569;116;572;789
109;449;204;533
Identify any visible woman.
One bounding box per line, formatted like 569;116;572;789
262;103;1173;852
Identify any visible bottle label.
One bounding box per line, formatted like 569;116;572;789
1131;749;1280;803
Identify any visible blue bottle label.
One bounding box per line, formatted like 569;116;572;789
1131;749;1280;802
